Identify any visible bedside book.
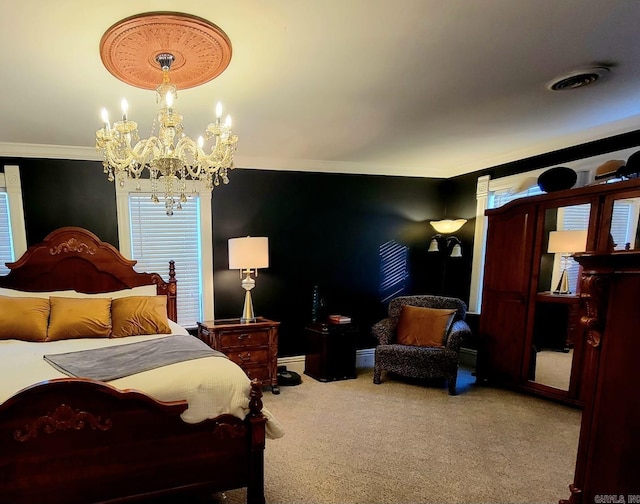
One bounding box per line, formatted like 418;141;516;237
328;315;351;324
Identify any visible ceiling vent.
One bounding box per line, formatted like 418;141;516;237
547;66;610;91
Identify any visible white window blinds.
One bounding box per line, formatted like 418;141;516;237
610;200;639;250
0;191;15;276
129;194;203;327
490;186;544;209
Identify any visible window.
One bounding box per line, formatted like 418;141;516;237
115;179;214;328
128;194;203;326
489;184;544;209
0;191;14;275
0;165;27;275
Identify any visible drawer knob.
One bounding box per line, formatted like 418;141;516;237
238;333;250;340
240;353;251;361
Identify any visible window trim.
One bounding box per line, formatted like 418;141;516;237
0;165;27;259
115;178;214;323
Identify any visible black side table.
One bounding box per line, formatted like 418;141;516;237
304;322;358;382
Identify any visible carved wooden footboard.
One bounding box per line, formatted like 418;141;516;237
0;378;267;504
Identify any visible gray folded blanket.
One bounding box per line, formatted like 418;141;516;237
43;334;226;381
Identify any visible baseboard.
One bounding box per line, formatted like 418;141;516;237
460;347;477;369
277;349;376;375
279;347;477;375
355;348;375;368
277;355;306;375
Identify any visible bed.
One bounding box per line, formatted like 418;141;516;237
0;226;283;504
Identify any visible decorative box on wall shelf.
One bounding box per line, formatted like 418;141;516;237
304;321;358;382
197;317;280;394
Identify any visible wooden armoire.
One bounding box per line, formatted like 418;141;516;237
560;251;640;503
477;177;640;406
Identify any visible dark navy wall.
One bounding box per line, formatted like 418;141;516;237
211;169;444;355
2;157;446;355
1;157;118;246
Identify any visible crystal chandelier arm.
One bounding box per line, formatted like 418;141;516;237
173;136;204;179
132;137;164;166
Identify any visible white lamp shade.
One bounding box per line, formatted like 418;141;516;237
228;236;269;269
430;219;467;234
547;230;588;254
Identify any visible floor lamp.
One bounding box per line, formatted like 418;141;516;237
428;219;466;294
547;230;587;294
228;236;269;323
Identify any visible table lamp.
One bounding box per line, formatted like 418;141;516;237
547;230;587;294
228;236;269;323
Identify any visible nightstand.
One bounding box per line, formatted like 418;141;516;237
197;317;280;394
304;322;358;382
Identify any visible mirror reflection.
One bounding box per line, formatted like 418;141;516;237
529;203;590;391
610;197;640;251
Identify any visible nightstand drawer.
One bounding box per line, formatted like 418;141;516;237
219;329;270;349
227;349;270;367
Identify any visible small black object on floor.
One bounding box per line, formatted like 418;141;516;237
277;365;302;386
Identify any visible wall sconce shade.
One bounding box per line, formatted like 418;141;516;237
450;243;462;258
428;235;463;257
430;219;467;234
228;236;269;323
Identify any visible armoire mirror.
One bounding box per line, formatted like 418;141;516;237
528;202;591;393
610;195;640;251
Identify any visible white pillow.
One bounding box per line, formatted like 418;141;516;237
69;284;158;299
168;319;188;335
0;287;76;299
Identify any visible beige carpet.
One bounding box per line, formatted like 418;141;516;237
214;367;581;504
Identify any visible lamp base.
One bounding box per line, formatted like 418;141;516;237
553;268;571;295
240;289;256;324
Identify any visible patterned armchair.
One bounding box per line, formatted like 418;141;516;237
372;295;471;395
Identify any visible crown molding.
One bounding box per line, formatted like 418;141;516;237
0;142;101;161
0;142;431;178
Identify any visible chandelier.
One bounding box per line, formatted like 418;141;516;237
95;12;237;215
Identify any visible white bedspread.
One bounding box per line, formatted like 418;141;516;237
0;321;284;439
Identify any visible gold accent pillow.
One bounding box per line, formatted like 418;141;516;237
111;296;171;338
0;296;50;341
396;305;456;347
47;297;112;341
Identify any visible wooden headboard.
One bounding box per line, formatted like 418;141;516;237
0;227;177;322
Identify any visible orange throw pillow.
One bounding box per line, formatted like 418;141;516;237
111;296;171;337
396;305;456;347
47;297;112;341
0;296;50;341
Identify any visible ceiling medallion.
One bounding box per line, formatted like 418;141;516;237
99;12;232;90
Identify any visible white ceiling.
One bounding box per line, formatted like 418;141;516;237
2;0;640;178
